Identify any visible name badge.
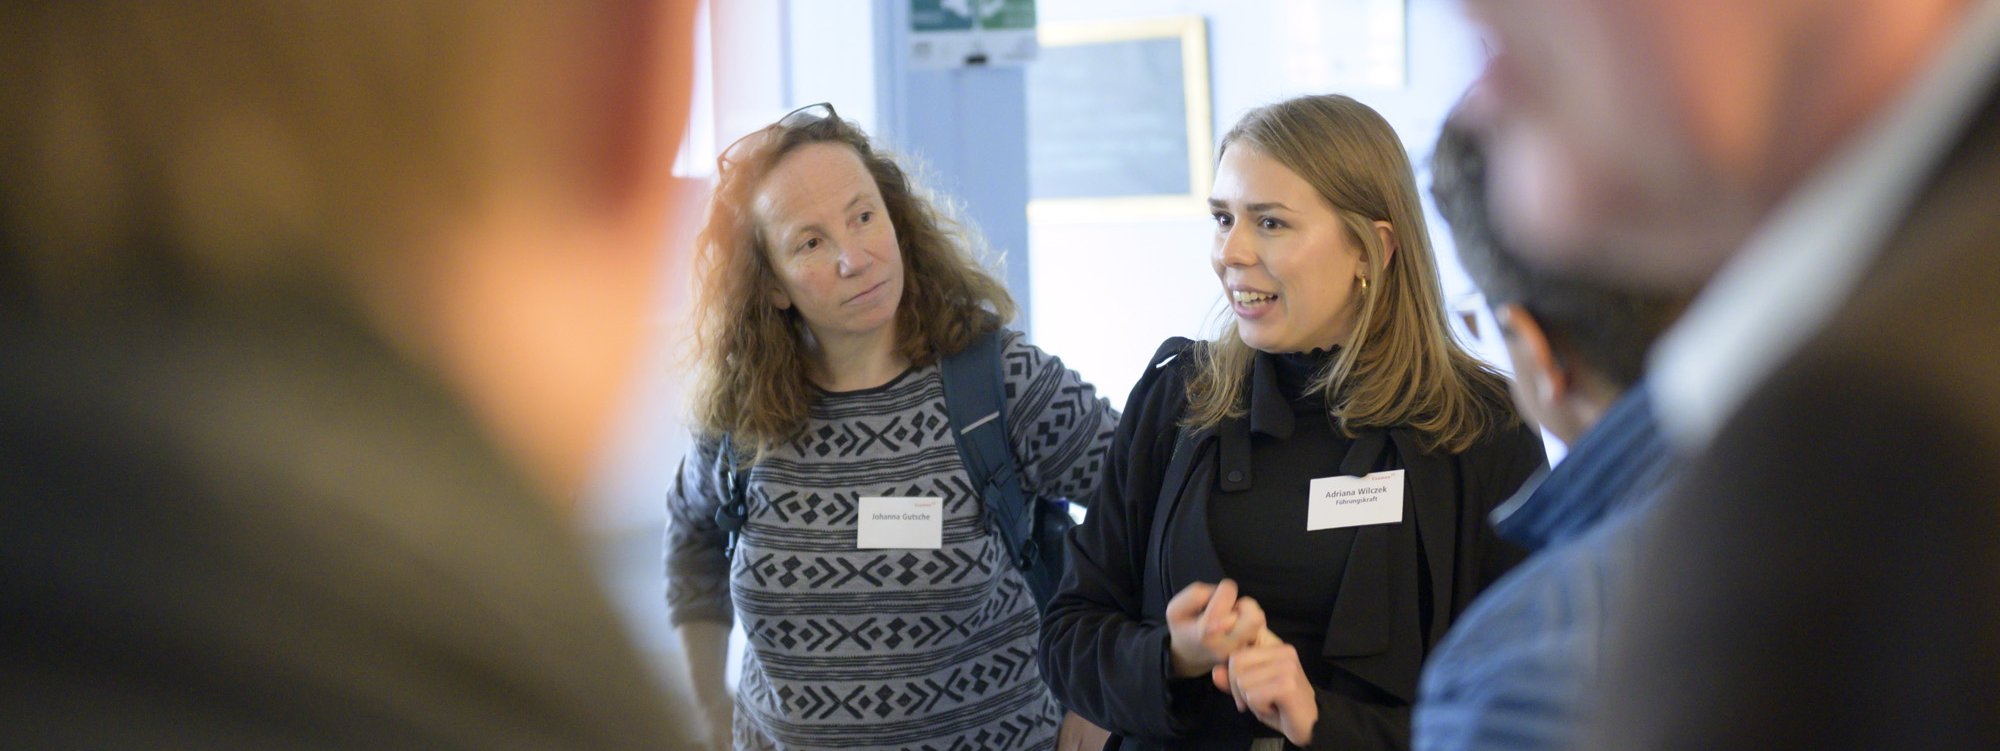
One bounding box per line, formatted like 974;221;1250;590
857;497;944;549
1306;470;1406;531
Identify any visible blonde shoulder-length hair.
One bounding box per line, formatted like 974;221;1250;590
1185;94;1515;454
687;111;1015;458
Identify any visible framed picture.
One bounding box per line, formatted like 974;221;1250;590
1026;16;1213;221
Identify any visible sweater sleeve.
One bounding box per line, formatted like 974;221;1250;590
663;433;734;627
998;329;1120;505
1038;338;1206;743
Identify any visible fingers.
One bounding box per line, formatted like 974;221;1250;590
1223;641;1314;741
1167;581;1223;678
1080;715;1113;751
1059;713;1111;751
702;702;733;751
1276;688;1317;746
1225;649;1267;716
1171;580;1276;681
1056;712;1080;751
1223;639;1284;713
1165;581;1216;624
1228;642;1298;691
1208;579;1239;616
1253;626;1281;647
1223;650;1248;713
1208;584;1278;662
1200;579;1240;639
1226;596;1267;647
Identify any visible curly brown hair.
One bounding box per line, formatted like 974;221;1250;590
687;109;1015;459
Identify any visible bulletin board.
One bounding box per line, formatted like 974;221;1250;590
1025;16;1213;221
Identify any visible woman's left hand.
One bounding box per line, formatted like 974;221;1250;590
1219;632;1318;747
1056;711;1111;751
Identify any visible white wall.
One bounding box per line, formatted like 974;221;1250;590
1027;0;1511;410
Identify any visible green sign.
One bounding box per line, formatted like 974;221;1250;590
909;0;1038;68
911;0;1035;32
911;0;973;32
977;0;1036;31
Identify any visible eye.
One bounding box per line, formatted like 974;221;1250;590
797;236;821;253
1258;216;1286;231
857;210;874;224
1212;212;1234;229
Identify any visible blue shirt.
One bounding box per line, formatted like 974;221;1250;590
1412;384;1675;751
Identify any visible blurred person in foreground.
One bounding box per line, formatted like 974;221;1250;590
1459;0;2000;746
1411;101;1687;751
0;2;700;747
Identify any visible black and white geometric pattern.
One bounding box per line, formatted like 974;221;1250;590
667;330;1117;750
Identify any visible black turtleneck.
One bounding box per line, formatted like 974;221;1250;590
1208;348;1359;662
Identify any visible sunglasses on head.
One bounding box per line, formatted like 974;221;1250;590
716;102;839;173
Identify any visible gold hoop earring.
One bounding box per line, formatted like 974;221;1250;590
1359;276;1369;291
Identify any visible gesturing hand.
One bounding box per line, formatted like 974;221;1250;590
1164;579;1267;678
1215;621;1317;748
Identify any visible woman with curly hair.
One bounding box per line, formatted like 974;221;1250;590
1038;94;1546;750
666;103;1117;751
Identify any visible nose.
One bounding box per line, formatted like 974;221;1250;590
835;236;874;278
1214;223;1255;269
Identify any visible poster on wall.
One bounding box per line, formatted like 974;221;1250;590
910;0;1038;69
1025;16;1213;221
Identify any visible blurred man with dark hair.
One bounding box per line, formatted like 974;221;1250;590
0;3;699;747
1459;0;2000;747
1412;98;1686;751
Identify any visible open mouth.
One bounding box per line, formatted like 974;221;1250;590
1231;289;1278;308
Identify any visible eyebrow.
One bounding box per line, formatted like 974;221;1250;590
1208;199;1296;213
780;192;876;242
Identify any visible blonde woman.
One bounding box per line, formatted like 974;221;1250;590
1038;95;1546;750
666;104;1117;751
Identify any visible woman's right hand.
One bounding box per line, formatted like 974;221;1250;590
676;621;736;751
1164;579;1267;678
698;699;733;751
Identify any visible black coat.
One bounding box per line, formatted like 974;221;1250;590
1040;338;1545;750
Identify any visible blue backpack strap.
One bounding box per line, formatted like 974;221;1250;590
713;433;750;559
937;330;1036;571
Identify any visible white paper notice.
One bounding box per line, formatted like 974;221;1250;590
1305;470;1406;531
857;497;945;549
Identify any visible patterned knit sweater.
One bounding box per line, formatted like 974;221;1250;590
666;330;1117;750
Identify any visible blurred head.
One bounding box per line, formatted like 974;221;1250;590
0;1;699;501
1457;0;1968;287
690;105;1014;456
1432;106;1687;443
1187;94;1514;454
